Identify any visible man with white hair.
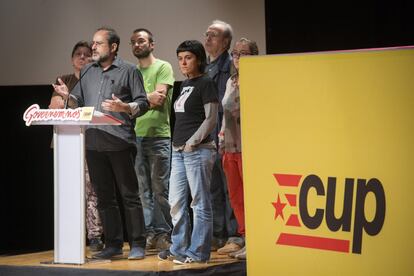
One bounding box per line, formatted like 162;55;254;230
204;20;242;254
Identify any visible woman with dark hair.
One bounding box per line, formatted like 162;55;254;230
49;41;92;109
158;40;218;264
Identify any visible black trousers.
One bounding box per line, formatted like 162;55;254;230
86;148;146;249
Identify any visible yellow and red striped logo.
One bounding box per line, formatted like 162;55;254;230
272;173;386;254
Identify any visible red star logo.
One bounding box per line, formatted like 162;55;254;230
272;194;286;220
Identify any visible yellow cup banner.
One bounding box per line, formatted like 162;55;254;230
239;47;414;275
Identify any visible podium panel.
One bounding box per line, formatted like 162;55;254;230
53;125;85;264
24;108;122;264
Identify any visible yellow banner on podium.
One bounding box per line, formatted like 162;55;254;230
240;47;414;275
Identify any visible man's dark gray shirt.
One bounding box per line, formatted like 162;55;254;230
71;56;149;151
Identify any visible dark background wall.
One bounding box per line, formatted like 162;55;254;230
1;0;413;255
265;0;414;54
2;86;54;254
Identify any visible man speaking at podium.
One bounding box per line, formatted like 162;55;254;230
52;26;150;260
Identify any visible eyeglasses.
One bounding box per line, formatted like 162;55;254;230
91;41;106;47
129;40;147;46
73;52;91;58
231;51;252;58
204;31;221;39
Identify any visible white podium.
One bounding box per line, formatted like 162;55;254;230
29;108;122;264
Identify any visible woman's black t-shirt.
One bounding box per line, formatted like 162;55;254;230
172;75;219;146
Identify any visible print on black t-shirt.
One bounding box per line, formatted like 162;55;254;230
174;86;194;112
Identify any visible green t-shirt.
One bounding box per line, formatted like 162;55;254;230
134;59;175;137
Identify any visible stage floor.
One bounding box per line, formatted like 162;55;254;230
0;247;246;275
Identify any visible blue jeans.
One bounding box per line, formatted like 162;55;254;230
169;148;216;261
135;137;172;236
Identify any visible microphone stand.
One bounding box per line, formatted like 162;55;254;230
63;63;93;109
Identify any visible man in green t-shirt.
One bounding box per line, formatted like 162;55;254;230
130;28;174;251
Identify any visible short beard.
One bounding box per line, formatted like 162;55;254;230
92;52;110;63
134;48;152;59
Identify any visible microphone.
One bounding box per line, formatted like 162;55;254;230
63;63;94;109
63;94;70;109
